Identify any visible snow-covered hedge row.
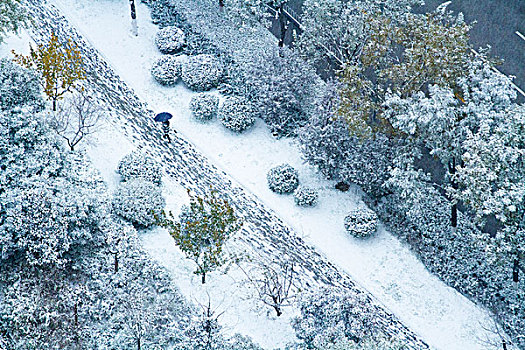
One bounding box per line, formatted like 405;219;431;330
181;54;223;91
294;186;318;207
189;93;219;121
344;208;378;238
370;182;525;347
267;164;300;194
155;26;185;54
112;178;165;228
151;55;182;86
292;287;379;347
218;96;255;132
117;151;162;185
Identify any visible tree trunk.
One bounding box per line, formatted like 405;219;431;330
278;6;288;47
74;302;78;327
52;99;57;111
274;306;282;317
448;158;458;230
129;0;138;36
503;340;508;350
219;0;224;9
202;272;206;284
513;258;519;283
137;337;141;350
114;253;119;273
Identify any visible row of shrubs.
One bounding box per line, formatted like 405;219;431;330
266;164;378;237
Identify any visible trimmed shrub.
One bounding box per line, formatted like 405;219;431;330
151;55;182;86
180;54;223;91
117;151;162;185
294;186;319;207
267;164;299;194
218;96;256;133
344;208;378;238
189;93;219;121
112;179;165;228
155;26;185;54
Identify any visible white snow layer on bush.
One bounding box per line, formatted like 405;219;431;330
267;164;300;194
180;54;223;91
112;178;165;228
155;26;185;54
151;55;182;86
344;207;378;238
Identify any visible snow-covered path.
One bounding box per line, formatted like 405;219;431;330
18;0;507;348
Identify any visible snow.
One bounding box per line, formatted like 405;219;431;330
13;0;508;348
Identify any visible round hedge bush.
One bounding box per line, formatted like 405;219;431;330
112;179;166;228
155;26;185;54
189;93;219;121
151;55;182;86
180;54;223;91
344;207;378;238
267;164;299;194
117;151;162;185
218;96;256;133
294;186;318;207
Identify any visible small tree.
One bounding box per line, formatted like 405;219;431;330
157;189;242;284
240;258;298;317
12;32;86;111
48;90;104;151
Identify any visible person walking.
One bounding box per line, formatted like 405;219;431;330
154;112;176;143
162;120;171;143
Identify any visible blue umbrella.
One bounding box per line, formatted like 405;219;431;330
154;112;173;122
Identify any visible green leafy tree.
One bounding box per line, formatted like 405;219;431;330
338;9;471;138
158;190;242;284
0;0;30;43
12;32;86;111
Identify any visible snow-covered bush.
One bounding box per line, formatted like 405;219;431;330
180;54;223;91
155;26;185;54
232;48;317;137
151;55;182;86
112;179;165;228
189;93;219;121
344;208;378;238
267;164;300;194
117;151;162;185
292;287;378;347
294;186;318;207
218;96;255;132
299;82;394;198
0;58;42;111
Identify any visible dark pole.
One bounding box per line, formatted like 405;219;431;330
129;0;138;36
449;157;458;230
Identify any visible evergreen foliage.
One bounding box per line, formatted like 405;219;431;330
155;25;185;54
117;151;162;185
0;0;30;43
344;208;378;238
0;58;42;111
181;54;223;91
218;96;256;132
112;178;165;228
267;164;299;194
151;55;182;86
189;93;219;121
293;186;318;207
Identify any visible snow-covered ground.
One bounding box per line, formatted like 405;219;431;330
3;0;509;347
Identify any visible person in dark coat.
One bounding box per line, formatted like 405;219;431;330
162;120;171;143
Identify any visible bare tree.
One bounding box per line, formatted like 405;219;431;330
48;90;104;151
240;258;298;317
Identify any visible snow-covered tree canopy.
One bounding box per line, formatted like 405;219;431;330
0;0;30;43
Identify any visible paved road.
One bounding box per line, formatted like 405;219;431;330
21;0;430;348
415;0;524;98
